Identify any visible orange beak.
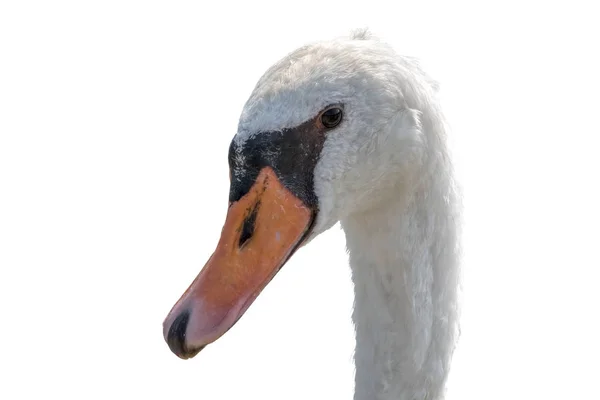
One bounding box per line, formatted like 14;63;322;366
162;166;314;358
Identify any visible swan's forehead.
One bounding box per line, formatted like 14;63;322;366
235;42;363;141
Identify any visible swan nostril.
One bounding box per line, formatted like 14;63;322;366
166;311;204;359
239;202;259;248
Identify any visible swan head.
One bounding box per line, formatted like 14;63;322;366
163;33;435;359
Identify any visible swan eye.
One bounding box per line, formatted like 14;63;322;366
320;107;343;129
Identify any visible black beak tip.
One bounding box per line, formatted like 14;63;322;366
165;310;206;359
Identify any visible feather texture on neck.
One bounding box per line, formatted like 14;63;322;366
342;120;461;400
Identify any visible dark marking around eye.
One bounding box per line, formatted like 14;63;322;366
239;201;259;248
228;104;342;208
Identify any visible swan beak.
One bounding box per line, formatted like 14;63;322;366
162;166;314;359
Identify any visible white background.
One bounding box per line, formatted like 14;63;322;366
1;1;599;399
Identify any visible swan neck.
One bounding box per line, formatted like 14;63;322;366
342;183;459;400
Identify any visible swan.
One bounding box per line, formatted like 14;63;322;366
162;30;461;400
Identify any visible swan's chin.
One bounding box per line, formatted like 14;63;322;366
163;167;315;359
